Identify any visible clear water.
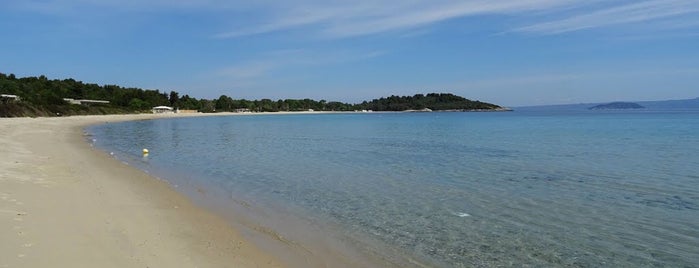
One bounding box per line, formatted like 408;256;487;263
88;110;699;267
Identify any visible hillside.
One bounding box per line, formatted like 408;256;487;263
0;73;176;117
638;97;699;110
517;97;699;112
356;93;503;111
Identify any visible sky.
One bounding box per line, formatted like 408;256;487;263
1;0;698;106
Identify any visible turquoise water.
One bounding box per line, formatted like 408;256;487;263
88;110;699;267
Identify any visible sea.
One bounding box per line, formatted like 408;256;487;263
87;109;699;267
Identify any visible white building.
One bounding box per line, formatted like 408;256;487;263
1;94;20;102
152;106;174;114
63;98;110;105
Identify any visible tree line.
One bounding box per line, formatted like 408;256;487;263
0;73;501;117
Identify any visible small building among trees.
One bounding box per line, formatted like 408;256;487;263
63;98;110;105
1;94;21;103
152;106;174;114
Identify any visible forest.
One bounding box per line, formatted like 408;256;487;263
0;73;502;117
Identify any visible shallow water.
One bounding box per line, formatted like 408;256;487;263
88;110;699;267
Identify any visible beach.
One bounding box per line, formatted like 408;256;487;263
5;111;697;267
0;114;284;268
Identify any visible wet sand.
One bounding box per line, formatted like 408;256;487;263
0;113;285;268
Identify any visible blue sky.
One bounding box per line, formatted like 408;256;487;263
1;0;698;106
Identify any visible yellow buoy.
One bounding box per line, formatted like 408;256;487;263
142;148;149;154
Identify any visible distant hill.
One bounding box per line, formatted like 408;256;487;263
637;97;699;110
589;102;644;110
517;97;699;112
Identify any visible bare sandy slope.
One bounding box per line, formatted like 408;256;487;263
0;114;284;268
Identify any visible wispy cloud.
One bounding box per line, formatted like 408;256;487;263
516;0;699;34
213;0;582;39
212;49;385;81
213;6;345;39
319;0;580;38
13;0;699;38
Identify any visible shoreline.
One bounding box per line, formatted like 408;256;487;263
83;112;416;268
0;113;287;267
1;111;410;268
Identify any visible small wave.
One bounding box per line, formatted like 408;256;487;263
453;212;470;217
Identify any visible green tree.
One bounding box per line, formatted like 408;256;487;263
169;91;179;107
128;98;149;110
215;95;234;111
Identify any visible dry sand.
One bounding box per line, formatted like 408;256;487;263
0;113;285;268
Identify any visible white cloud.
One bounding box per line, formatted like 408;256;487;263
213;4;365;38
215;0;699;38
11;0;699;39
319;0;579;38
516;0;699;34
212;0;583;39
212;49;385;81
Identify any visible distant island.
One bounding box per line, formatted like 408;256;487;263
0;73;506;117
589;102;645;110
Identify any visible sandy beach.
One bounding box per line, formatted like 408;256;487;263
0;113;285;268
